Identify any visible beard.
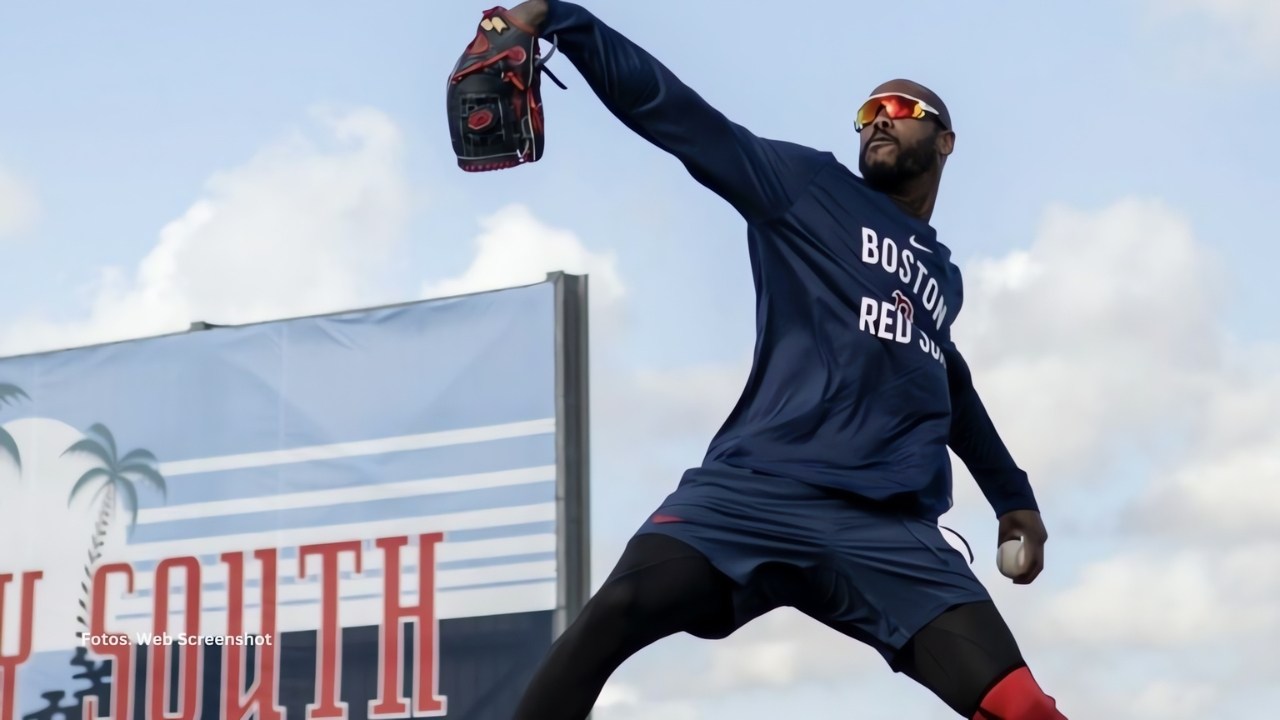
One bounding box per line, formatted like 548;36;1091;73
859;136;938;194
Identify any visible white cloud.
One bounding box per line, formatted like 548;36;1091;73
709;639;801;688
1047;675;1222;720
419;202;633;358
1160;0;1280;64
1135;429;1280;541
0;165;40;238
943;196;1280;718
595;699;701;720
962;199;1222;365
1142;0;1280;73
1127;344;1280;541
597;682;642;710
1127;681;1221;720
592;609;888;711
703;609;884;692
0;106;410;356
421;203;625;308
942;195;1280;544
953;198;1223;483
594;360;750;450
1036;544;1280;649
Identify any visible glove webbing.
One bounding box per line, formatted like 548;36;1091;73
450;35;567;91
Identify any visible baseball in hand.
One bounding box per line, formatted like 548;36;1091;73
997;537;1027;578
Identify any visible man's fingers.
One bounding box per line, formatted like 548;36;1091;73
1014;543;1044;584
995;510;1049;584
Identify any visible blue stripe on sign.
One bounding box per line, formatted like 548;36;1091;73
131;552;558;597
446;521;556;542
135;581;227;599
132;554;222;572
137;433;556;509
438;577;555;593
271;579;558;608
439;551;555;571
129;523;553;572
128;480;557;544
114;578;557;619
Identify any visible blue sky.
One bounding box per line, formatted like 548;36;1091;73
4;0;1278;350
3;1;1279;718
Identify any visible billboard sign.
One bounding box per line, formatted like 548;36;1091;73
0;273;590;720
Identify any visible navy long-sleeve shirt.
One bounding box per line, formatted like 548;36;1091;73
540;1;1038;519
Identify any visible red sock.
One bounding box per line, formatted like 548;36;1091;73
973;666;1067;720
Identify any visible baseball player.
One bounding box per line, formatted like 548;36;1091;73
448;2;1067;718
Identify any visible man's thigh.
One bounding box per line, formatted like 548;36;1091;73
596;531;743;641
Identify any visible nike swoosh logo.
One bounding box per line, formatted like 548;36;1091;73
908;235;933;253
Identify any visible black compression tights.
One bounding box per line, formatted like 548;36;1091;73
891;600;1028;717
513;533;1027;720
512;533;734;719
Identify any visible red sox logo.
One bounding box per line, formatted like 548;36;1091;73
891;290;914;323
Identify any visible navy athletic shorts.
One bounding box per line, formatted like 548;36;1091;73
634;467;991;664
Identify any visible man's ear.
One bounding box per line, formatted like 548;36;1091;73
936;129;956;157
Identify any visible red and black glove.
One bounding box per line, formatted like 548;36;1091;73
446;6;565;172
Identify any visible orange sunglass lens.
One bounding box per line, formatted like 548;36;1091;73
856;95;923;128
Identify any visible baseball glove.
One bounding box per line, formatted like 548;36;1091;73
447;6;566;172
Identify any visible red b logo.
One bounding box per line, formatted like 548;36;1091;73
891;290;914;323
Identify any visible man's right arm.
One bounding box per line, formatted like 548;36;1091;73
510;0;829;223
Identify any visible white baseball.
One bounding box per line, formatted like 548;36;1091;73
997;537;1027;578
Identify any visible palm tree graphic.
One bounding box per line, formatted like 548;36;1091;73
0;382;31;470
63;423;167;638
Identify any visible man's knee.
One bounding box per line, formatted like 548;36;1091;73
972;665;1066;720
